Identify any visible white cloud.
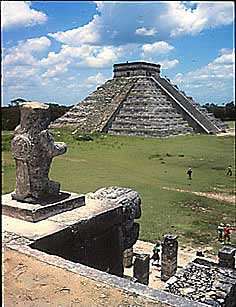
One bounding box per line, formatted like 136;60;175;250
2;36;52;104
163;1;234;37
40;44;126;69
41;62;70;78
81;45;125;68
48;2;234;47
172;48;235;103
140;41;179;70
141;41;175;62
48;15;101;45
2;34;113;104
3;37;51;66
159;59;179;70
2;1;47;29
142;41;174;56
213;52;234;64
135;27;157;36
78;72;108;89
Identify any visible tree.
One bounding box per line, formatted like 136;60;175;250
225;101;236;120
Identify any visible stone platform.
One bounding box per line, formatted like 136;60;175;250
2;191;85;222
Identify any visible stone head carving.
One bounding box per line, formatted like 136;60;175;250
11;102;67;203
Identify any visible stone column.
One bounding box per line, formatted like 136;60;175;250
133;253;150;285
218;246;235;269
161;234;178;281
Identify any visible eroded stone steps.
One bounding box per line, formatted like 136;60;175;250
109;126;193;137
116;113;183;120
52;77;137;130
108;77;194;137
120;106;174;113
111;124;191;131
112;119;188;126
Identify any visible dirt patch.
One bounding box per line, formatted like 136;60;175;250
162;187;235;204
3;240;219;306
3;247;161;307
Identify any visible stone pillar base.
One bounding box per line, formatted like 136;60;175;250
2;191;85;222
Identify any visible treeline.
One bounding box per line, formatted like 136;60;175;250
203;102;235;121
2;103;72;130
1;100;235;131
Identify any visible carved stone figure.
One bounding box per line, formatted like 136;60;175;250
11;102;67;203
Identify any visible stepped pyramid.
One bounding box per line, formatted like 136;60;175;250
52;62;228;137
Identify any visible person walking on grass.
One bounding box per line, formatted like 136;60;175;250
150;242;160;266
217;223;224;242
187;167;193;180
223;224;231;244
227;165;233;176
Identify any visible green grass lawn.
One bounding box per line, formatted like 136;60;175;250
2;129;235;253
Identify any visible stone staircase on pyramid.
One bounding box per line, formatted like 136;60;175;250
155;76;228;133
108;77;193;137
51;61;228;137
191;101;229;131
51;77;137;132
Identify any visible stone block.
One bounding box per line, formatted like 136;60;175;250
2;191;85;222
133;253;150;285
218;246;236;269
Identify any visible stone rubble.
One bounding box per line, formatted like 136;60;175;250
165;259;236;306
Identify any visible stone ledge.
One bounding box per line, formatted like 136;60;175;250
6;242;208;307
2;191;85;222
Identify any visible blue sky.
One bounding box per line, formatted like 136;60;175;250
2;1;235;106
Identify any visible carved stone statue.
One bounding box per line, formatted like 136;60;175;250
11;102;67;203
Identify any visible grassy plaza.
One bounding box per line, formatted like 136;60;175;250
2;124;235;253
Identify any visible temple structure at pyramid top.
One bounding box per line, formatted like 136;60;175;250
51;61;228;137
113;61;161;78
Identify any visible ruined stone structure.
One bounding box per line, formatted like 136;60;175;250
165;256;236;306
52;61;228;137
11;102;67;203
